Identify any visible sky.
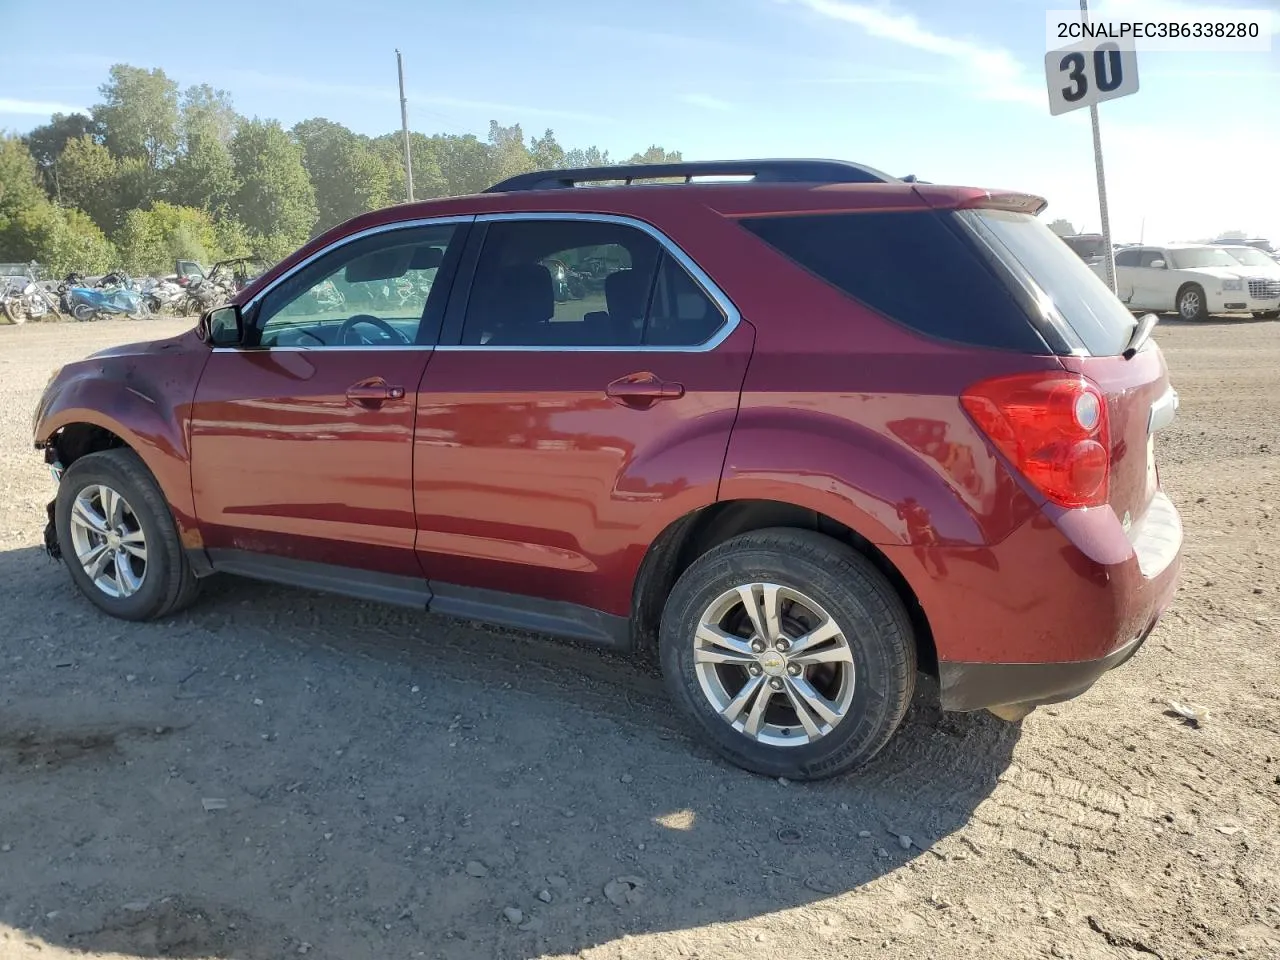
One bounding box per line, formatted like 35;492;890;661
2;0;1278;243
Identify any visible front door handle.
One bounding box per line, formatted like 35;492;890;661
346;377;406;406
606;373;685;407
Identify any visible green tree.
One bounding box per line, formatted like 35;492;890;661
627;145;682;164
180;84;238;144
93;64;181;171
429;133;493;196
0;136;45;225
563;145;611;168
231;119;317;252
294;118;393;231
487;121;534;186
24;112;98;197
57;135;117;230
114;201;220;274
23;205;116;275
530;129;565;171
371;132;446;201
169;132;238;215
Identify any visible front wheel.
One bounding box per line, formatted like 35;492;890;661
54;449;201;621
659;528;917;780
1177;283;1209;321
72;303;96;322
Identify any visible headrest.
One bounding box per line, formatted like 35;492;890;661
605;269;650;320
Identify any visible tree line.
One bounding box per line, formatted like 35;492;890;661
0;64;681;277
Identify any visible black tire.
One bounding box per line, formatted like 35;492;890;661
2;299;26;324
659;528;916;780
1176;283;1208;321
54;449;201;621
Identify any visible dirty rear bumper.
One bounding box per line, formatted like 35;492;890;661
938;624;1154;712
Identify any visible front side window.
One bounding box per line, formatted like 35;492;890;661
460;218;726;348
252;223;457;348
1138;249;1166;268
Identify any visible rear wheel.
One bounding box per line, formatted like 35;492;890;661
72;303;96;322
2;299;26;324
54;449;200;621
1177;283;1208;321
659;528;916;780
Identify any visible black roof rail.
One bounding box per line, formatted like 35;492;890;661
484;158;900;193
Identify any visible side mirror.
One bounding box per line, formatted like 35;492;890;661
1149;259;1166;269
203;305;243;347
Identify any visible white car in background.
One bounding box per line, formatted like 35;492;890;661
1218;245;1280;319
1097;243;1280;321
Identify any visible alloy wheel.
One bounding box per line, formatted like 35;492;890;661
693;582;855;747
1179;290;1201;320
68;483;148;598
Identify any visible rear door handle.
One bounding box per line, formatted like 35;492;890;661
346;377;406;405
606;373;685;407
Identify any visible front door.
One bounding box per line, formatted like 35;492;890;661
189;219;467;577
412;214;753;617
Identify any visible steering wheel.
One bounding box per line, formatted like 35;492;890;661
336;314;411;346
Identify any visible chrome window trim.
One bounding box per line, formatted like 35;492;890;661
435;210;741;353
212;211;743;355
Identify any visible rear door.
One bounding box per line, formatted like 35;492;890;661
1112;247;1142;305
189;219;468;578
412;213;753;618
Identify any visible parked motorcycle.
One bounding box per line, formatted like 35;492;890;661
140;277;186;313
63;272;150;321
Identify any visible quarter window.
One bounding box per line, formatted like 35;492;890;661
252;223;458;348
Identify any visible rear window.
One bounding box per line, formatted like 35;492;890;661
740;211;1049;353
961;209;1136;356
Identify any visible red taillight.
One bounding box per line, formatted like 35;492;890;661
961;372;1110;509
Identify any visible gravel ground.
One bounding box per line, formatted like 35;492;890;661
0;315;1277;960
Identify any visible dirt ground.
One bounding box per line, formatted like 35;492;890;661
0;315;1276;960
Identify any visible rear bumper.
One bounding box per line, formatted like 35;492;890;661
938;622;1154;712
885;490;1182;713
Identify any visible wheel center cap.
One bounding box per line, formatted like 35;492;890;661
105;532;122;549
758;651;787;677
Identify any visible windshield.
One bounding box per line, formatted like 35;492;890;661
1221;247;1273;267
966;209;1137;356
1168;247;1239;269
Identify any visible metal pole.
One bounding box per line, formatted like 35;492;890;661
1080;0;1116;293
396;49;415;203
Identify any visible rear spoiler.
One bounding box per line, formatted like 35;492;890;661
954;191;1049;216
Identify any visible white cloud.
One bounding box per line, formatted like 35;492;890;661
0;98;88;116
780;0;1043;105
678;93;735;111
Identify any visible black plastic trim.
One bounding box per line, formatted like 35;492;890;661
938;629;1151;712
428;582;631;650
486;158;897;193
200;550;631;650
205;549;433;609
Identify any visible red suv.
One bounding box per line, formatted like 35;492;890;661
33;160;1182;780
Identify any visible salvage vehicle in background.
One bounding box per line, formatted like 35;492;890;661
1097;243;1280;321
32;159;1182;780
1216;245;1280;319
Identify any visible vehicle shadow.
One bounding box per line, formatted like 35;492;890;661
0;546;1021;960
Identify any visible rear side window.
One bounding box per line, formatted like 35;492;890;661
740;211;1048;353
964;209;1136;356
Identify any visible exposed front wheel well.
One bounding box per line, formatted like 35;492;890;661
631;499;937;675
45;423;128;467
